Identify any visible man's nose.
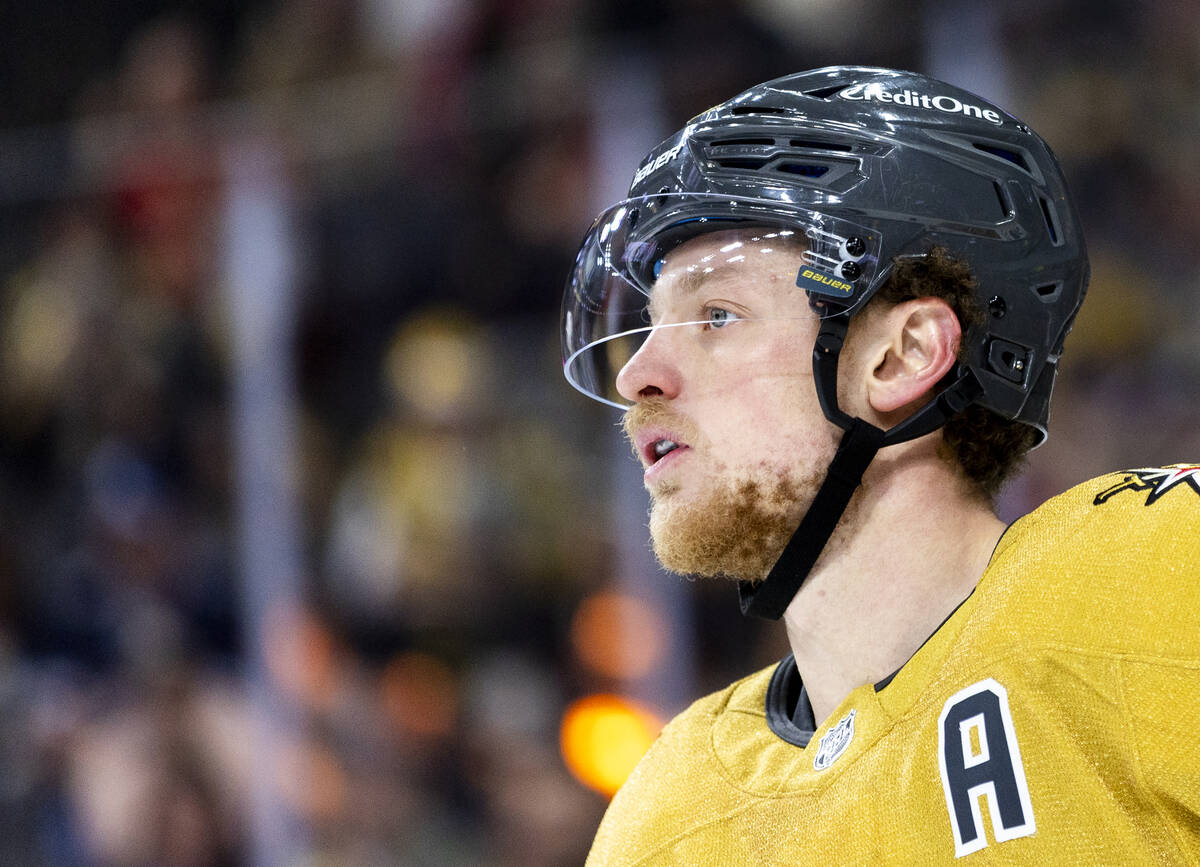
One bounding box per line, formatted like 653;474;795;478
615;326;682;402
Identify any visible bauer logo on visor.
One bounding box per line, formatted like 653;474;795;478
797;267;854;298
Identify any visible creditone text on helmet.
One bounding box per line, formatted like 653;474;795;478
838;85;1004;126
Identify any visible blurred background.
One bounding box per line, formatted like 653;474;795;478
0;0;1197;863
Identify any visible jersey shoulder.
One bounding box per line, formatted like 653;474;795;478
999;463;1200;573
586;664;778;866
984;464;1200;658
1035;463;1200;524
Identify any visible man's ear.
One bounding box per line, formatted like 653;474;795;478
864;297;961;414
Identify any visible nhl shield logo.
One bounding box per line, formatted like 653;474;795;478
813;709;856;770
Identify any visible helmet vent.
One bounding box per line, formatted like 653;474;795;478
1038;195;1063;246
730;105;787;116
973;142;1036;177
778;163;831;178
1035;282;1062;300
713;156;772;170
711;137;775;147
790;138;853;152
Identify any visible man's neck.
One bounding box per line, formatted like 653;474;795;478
781;451;1005;725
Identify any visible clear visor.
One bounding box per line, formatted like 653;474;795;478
562;193;883;408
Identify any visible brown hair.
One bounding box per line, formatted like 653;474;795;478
868;247;1037;499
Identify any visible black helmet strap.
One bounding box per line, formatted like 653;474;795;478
738;313;981;620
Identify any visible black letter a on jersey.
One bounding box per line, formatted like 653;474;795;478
938;679;1036;857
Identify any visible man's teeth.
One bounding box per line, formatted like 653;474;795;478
653;440;679;459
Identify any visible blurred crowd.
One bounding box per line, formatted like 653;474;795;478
0;0;1198;864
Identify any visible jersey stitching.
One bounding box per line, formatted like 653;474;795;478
1033;642;1200;668
1117;657;1200;865
622;794;784;866
706;703;834;800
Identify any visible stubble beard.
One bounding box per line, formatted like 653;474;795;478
648;466;823;582
625;399;831;582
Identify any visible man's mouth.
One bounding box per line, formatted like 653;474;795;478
624;400;699;473
639;433;689;469
653;439;680;461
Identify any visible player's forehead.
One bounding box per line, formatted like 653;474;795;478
648;228;809;318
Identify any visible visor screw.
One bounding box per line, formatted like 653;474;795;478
840;261;862;280
988;295;1007;318
844;236;866;257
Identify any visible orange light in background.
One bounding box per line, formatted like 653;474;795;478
262;604;340;712
379;651;459;739
560;694;662;797
570;592;667;680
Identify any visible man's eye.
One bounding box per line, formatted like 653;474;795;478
706;307;739;328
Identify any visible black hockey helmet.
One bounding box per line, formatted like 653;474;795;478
562;67;1089;618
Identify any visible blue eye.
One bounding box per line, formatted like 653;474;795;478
707;307;739;328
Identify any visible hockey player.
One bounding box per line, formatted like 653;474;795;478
562;67;1200;863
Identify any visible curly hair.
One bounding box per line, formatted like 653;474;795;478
867;247;1037;499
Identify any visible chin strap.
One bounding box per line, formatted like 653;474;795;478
738;417;884;618
738;313;981;620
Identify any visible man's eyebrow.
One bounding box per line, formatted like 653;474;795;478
647;259;742;320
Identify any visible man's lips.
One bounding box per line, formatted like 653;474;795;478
644;442;690;482
623;400;699;482
633;429;691;471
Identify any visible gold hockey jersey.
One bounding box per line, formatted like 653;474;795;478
588;467;1200;865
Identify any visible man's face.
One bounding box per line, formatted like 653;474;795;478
616;229;841;581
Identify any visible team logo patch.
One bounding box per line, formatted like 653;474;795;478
1093;464;1200;506
813;709;856;770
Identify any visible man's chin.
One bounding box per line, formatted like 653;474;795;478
646;479;800;582
644;478;681;499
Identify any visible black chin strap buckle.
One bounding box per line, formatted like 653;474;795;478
738;417;885;620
